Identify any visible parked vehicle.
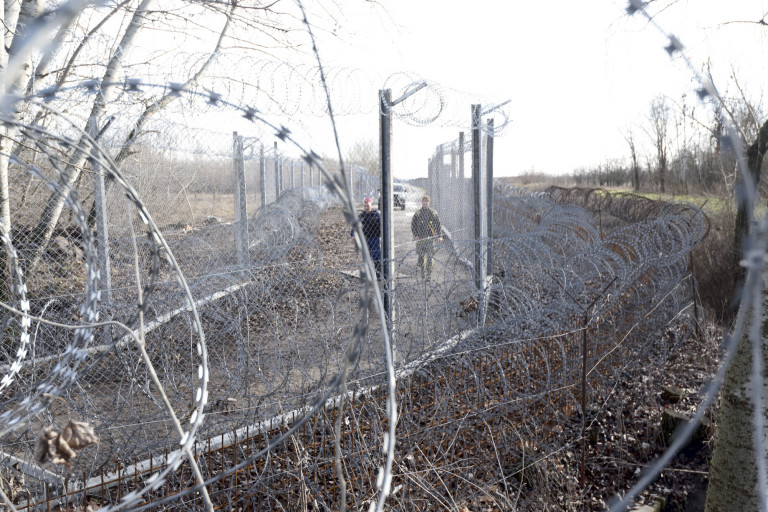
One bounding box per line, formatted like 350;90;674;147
393;184;407;209
377;184;407;210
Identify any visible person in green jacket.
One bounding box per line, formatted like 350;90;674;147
411;195;443;279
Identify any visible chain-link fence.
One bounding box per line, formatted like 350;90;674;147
1;0;760;510
1;162;706;509
0;75;708;511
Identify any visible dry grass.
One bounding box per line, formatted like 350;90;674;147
691;205;738;325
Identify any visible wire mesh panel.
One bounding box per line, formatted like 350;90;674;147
4;182;707;511
0;62;703;511
1;0;765;509
428;139;474;244
0;74;702;510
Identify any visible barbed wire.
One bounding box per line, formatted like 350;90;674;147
0;92;220;510
0;69;705;508
608;1;765;510
0;0;749;510
192;53;513;131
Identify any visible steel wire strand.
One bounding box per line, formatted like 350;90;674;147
21;71;392;508
0;152;100;437
0;10;488;510
0;97;214;511
607;3;764;507
0;38;720;512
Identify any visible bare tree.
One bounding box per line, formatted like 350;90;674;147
620;3;768;508
699;65;768;512
646;95;670;194
8;0;300;271
5;0;365;271
624;127;641;191
25;0;160;271
345;139;379;176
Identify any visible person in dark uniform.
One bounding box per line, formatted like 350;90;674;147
411;195;442;279
351;197;382;280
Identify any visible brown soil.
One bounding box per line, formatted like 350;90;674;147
313;205;724;512
459;322;722;512
325;204;724;512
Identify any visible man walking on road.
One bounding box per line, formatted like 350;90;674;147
411;195;442;280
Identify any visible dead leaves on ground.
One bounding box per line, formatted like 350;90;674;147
34;420;98;472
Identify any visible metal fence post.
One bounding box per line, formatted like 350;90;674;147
458;132;465;180
91;152;112;308
290;161;295;189
580;308;589;486
273;141;279;201
428;145;437;199
259;144;266;208
349;166;355;202
86;116;112;310
427;156;433;195
486;119;494;274
472;104;486;297
451;143;457;179
379;89;394;330
301;162;305;188
233;132;248;267
435;145;443;217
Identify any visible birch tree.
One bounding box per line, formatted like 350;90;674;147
0;0;44;233
706;117;768;511
1;0;354;275
25;0;239;271
25;0;159;269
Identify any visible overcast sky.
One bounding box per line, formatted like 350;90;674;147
301;0;768;179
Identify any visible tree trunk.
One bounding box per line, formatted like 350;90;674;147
705;287;768;511
633;164;639;191
0;0;11;233
27;0;155;272
0;0;40;232
732;119;768;309
708;119;768;510
0;0;42;302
